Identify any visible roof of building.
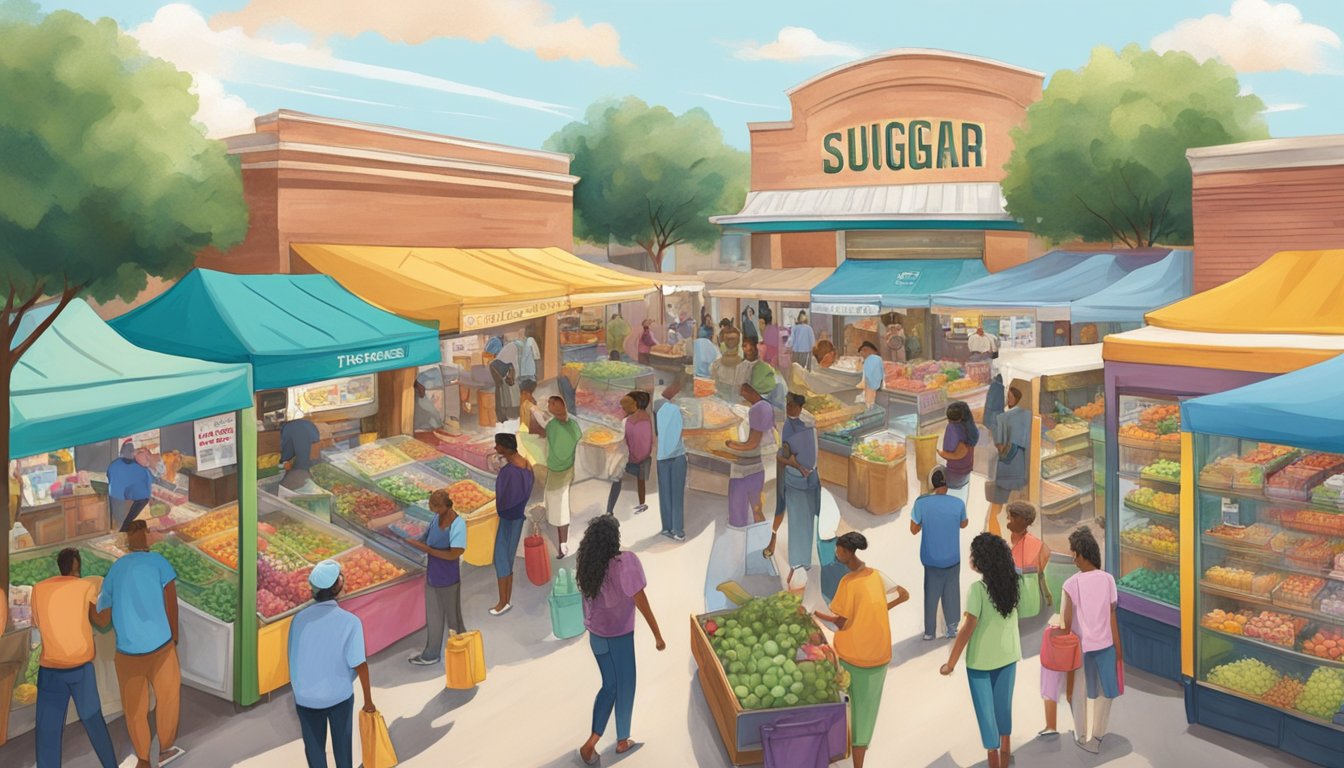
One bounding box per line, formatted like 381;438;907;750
1187;135;1344;174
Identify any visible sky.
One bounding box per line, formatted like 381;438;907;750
31;0;1344;151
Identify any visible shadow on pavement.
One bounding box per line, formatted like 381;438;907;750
384;687;476;764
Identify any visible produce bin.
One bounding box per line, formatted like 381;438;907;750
689;612;849;766
850;430;909;516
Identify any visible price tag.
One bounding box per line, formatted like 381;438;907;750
1221;498;1242;527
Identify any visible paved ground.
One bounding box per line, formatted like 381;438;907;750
1;462;1319;768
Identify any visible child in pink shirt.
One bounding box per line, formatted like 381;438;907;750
1061;527;1122;754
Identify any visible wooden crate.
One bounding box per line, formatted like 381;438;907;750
689;614;850;766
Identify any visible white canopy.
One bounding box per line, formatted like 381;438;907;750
996;344;1103;383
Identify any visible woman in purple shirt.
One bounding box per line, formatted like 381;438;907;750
606;391;654;516
939;401;979;504
576;516;665;764
491;433;536;616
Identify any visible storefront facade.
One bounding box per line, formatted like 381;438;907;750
1187;136;1344;292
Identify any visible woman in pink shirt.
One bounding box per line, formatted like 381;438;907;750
1061;526;1122;754
607;391;654;516
576;516;665;764
637;319;656;365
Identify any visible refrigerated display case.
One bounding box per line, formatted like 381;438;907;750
571;361;657;428
1037;371;1104;555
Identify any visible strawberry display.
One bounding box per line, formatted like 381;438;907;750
337;548;405;593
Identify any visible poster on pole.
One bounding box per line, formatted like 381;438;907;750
194;414;237;472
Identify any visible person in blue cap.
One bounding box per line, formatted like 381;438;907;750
287;559;375;768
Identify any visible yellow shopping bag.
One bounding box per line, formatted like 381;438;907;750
358;709;398;768
444;630;487;689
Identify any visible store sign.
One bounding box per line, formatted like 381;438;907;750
193;414;237;472
335;346;407;370
810;302;879;317
891;270;922;288
462;298;569;331
822;119;985;174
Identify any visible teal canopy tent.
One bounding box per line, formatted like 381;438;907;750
1070;250;1193;324
809;258;988;316
110;269;442;390
11;299;254;459
1182;353;1344;454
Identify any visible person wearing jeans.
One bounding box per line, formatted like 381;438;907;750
491;433;536;616
408;490;468;665
288;560;375;768
654;380;688;540
607;392;653;516
576;516;665;765
33;548;117;768
97;520;183;768
911;467;969;640
1061;526;1122;754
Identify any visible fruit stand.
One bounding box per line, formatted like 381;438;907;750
1181;358;1344;767
846;430;909;516
690;592;849;765
569;361;657;429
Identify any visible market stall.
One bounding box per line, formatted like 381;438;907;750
1102;249;1344;683
109;269;442;705
1181;354;1344;767
996;345;1105;591
704;268;834;370
1068;249;1192;344
5;300;254;739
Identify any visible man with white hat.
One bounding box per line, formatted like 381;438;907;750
287;559;375;768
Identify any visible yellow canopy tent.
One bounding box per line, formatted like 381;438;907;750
1104;249;1344;373
291;244;656;333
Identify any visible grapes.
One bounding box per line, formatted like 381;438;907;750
1296;668;1344;719
1208;658;1279;697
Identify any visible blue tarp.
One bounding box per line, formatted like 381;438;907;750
111;269;442;390
930;250;1170;310
1070;250;1193;324
12;300;254;458
1182;354;1344;453
809;258;988;314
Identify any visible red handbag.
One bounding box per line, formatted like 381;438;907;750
524;524;551;587
1040;626;1082;672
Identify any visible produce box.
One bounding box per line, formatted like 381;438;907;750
151;535;228;587
1123;488;1179;518
851;430;907;465
1272;574;1326;610
1042;453;1089;479
1139;459;1181;485
264;517;360;564
1277;508;1344;538
339;443;414;478
1120;523;1178;559
1203;565;1280;597
690;599;848;765
438;479;496;516
382;435;445;462
372;464;455;507
1232;446;1301;491
174;503;241;542
1204;523;1276;550
329;481;403;530
1118;567;1180;604
335;546;409;598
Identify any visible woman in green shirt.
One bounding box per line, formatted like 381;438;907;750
940;533;1021;768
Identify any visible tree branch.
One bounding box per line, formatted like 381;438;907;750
1073;194;1134;248
1103;183;1145;248
7;279;47;338
8;281;85;369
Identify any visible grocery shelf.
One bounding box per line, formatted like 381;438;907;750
1196;681;1344;732
1201;582;1344;627
1044;463;1092;483
1118;469;1181;489
1201;536;1344;585
1118;584;1179;608
1122;500;1180;521
1197;485;1344;515
1119;540;1180;564
1198;626;1344;672
1042;441;1092;460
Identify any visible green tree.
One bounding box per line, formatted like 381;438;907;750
545;97;748;271
0;2;247;584
1003;45;1268;248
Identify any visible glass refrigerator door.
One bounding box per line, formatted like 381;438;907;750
1038;376;1104;556
1195;434;1344;725
1114;395;1182;608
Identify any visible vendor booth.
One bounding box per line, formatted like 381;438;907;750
5;300;254;739
996;345;1105;598
109;269;442;705
703;267;834;371
1102;249;1344;684
1181;355;1344;767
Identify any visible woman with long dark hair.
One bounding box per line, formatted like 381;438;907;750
575;516;665;765
939;400;980;503
940;533;1022;768
813;532;909;768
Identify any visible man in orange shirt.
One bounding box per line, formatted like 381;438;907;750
32;548;118;768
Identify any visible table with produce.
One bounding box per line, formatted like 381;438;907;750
571;361;656;429
690;591;849;764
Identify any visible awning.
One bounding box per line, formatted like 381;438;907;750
110;269;442;390
291;244;657;333
809;258;988;316
12;300;254;459
710;182;1021;232
1102;325;1344;374
1070;250;1193;324
603;263;705;294
996;344;1103;383
703;268;835;302
1145;250;1344;333
930;250;1170;319
1182;353;1344;453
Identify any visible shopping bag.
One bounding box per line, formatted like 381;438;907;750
549;568;585;639
444;630;487;688
761;716;830;768
1040;627;1082;672
1017;571;1042;619
524;524;551;587
358;709;399;768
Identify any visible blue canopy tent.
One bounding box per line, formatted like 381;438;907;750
110;269;441;390
809;258;988;316
930;249;1172;314
1182;352;1344;451
1070;250;1194;325
12;299;253;459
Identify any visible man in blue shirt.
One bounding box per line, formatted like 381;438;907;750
859;340;884;407
288;559;374;768
910;466;968;641
106;440;154;532
280;413;321;491
408;489;468;665
655;379;688;541
790;311;816;369
97;520;184;767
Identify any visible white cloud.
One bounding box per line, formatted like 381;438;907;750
131;3;571;138
1263;102;1306;113
734;27;865;62
213;0;630;68
188;73;260;137
1152;0;1341;74
692;93;785;110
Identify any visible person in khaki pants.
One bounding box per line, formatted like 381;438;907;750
97;520;184;767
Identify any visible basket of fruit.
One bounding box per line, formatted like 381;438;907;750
339;443;415;478
1272;574;1327;610
1123;487;1179;518
1139;459;1181;485
335;546;409;598
1118;424;1163;469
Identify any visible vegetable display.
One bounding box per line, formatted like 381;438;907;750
151;539;224;585
375;470;440;505
270;522;354;563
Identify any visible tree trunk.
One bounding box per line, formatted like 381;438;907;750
1;330;12;600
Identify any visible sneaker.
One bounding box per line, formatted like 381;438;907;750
946;629;958;640
923;634;936;641
633;504;648;514
673;532;685;541
159;746;187;766
408;655;438;666
1077;737;1101;754
1037;728;1059;737
489;604;512;616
